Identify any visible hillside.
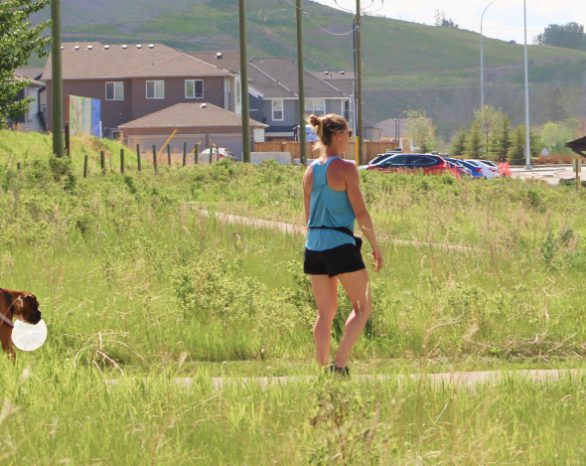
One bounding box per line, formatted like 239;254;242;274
34;0;586;136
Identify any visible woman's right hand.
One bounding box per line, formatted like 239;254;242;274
372;246;384;273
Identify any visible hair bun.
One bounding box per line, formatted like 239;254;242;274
308;115;321;128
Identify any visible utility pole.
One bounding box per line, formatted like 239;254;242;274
239;0;251;163
523;0;532;169
51;0;64;157
354;0;364;165
296;0;307;166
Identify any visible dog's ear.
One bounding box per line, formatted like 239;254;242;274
11;296;24;314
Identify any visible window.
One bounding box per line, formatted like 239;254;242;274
185;79;204;99
272;99;284;121
305;98;326;116
146;80;165;100
105;82;124;101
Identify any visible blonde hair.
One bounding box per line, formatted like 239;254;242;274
307;113;349;153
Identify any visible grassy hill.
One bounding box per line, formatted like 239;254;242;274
33;0;586;135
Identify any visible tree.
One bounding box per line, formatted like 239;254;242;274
450;130;467;156
465;124;482;159
536;22;586;51
406;110;435;153
508;126;542;164
541;121;575;154
434;10;459;29
508;127;526;165
472;105;506;158
0;0;50;127
490;117;512;160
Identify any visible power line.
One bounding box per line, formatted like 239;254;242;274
282;0;357;36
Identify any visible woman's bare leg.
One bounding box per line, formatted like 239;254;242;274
310;275;338;366
335;269;371;368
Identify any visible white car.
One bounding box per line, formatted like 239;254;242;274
466;159;499;179
199;147;235;162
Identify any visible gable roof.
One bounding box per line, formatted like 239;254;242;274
119;103;267;129
42;43;233;81
192;52;349;99
314;70;355;96
251;58;347;99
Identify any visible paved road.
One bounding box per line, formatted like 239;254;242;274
511;164;582;186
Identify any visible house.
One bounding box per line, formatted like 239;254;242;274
10;69;45;132
119;102;267;159
192;52;352;141
41;42;236;138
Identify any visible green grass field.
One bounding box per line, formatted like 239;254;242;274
2;131;586;463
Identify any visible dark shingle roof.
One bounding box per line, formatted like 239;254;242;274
192;53;350;99
42;43;233;81
251;58;347;99
119;103;266;129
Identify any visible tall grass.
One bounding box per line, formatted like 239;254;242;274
2;134;586;463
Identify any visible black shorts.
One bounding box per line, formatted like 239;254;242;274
304;243;366;277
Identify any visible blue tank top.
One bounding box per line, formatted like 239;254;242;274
306;156;356;252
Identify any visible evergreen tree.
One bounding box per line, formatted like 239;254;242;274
450;130;467;156
0;0;50;127
508;127;527;164
465;124;482;159
490;117;512;160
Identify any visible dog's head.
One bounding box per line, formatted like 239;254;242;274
12;293;42;325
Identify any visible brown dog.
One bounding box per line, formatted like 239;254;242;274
0;288;42;358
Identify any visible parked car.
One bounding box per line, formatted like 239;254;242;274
359;152;398;170
367;154;450;175
444;157;472;178
474;160;499;179
199;147;235;162
460;160;485;179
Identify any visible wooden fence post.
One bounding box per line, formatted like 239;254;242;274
100;151;105;175
136;144;142;172
182;142;187;167
16;162;22;171
83;154;88;178
194;143;199;165
152;145;158;174
209;144;214;165
167;144;172;166
120;148;125;174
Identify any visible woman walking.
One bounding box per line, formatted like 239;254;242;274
303;113;383;375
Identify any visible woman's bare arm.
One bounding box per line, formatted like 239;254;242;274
303;166;313;225
344;164;383;272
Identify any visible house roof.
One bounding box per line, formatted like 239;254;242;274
567;135;586;157
251;58;347;99
315;71;355;96
16;67;44;80
119;103;267;129
42;43;233;81
13;73;44;87
190;50;241;74
193;52;349;99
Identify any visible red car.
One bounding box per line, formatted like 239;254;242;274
367;154;451;175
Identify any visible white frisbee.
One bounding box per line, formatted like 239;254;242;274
12;319;48;352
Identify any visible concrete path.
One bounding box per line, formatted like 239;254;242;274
190;207;480;253
104;368;583;390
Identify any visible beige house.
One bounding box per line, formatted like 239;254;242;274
119;102;267;160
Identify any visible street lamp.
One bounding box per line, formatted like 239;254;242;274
480;0;499;113
523;0;532;169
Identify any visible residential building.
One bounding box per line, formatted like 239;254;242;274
41;42;236;138
192;52;352;140
10;71;45;132
119;102;266;159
